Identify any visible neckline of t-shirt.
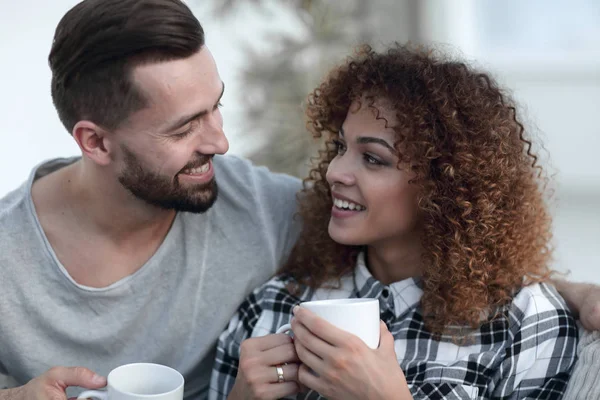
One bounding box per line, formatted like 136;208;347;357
25;157;183;293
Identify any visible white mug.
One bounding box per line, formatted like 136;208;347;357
77;363;184;400
276;298;380;349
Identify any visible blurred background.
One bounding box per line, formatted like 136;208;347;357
0;0;598;282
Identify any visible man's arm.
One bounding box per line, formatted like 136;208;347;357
553;278;600;330
0;387;24;400
0;367;106;400
563;330;600;400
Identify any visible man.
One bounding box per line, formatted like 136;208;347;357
0;1;301;399
0;1;598;400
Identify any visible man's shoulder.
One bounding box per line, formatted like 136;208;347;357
213;154;302;197
0;181;40;273
0;181;31;231
0;157;76;224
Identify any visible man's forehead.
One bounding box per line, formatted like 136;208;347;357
132;47;221;100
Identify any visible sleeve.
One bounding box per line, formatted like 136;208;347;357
208;277;300;400
209;290;265;400
562;330;600;400
486;284;579;400
0;367;18;390
252;165;303;266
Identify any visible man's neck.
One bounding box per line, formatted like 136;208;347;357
30;159;177;287
34;158;176;242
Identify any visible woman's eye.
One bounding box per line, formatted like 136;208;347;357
364;154;385;166
332;139;346;154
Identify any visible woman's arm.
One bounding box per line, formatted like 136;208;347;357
208;281;302;400
553;279;600;330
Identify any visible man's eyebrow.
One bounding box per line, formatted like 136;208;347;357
165;82;225;132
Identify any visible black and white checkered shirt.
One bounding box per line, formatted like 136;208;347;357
210;253;578;399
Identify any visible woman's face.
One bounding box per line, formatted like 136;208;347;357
326;100;420;247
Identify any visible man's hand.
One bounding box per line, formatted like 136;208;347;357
577;285;600;331
0;367;106;400
554;279;600;331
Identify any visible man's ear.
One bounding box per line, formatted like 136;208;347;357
72;121;115;166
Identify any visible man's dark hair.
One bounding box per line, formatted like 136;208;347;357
49;0;205;133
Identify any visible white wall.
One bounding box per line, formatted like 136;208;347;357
1;1;80;195
420;0;600;282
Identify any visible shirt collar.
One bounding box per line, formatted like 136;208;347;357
354;252;423;318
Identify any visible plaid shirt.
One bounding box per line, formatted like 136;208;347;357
210;254;577;400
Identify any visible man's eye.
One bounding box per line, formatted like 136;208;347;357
173;120;198;139
173;129;192;139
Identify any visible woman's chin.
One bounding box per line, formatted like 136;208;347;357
328;225;364;246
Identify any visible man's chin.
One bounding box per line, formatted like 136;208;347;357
170;185;219;214
130;185;218;214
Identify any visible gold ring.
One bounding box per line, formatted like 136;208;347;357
276;365;285;383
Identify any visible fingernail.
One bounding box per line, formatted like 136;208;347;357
293;305;299;314
92;374;106;384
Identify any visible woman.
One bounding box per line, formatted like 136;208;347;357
209;44;578;400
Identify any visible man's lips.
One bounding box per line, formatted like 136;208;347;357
178;159;214;184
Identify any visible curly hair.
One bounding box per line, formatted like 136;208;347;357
280;43;554;335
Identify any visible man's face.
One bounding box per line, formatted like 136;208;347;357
112;46;229;213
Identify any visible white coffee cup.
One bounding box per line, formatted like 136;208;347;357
276;298;380;349
77;363;184;400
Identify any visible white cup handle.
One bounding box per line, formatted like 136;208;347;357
276;323;292;334
78;390;108;399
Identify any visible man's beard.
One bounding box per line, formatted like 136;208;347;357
117;146;218;214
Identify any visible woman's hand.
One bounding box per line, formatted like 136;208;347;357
291;306;412;400
228;334;301;400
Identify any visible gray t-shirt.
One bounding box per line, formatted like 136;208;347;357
0;155;302;399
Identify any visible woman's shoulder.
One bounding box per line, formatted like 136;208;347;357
247;271;356;308
507;282;576;330
246;273;313;306
512;282;570;313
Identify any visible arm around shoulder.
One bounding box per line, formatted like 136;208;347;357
553;278;600;331
253;166;303;262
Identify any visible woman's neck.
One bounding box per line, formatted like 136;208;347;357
366;234;422;285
